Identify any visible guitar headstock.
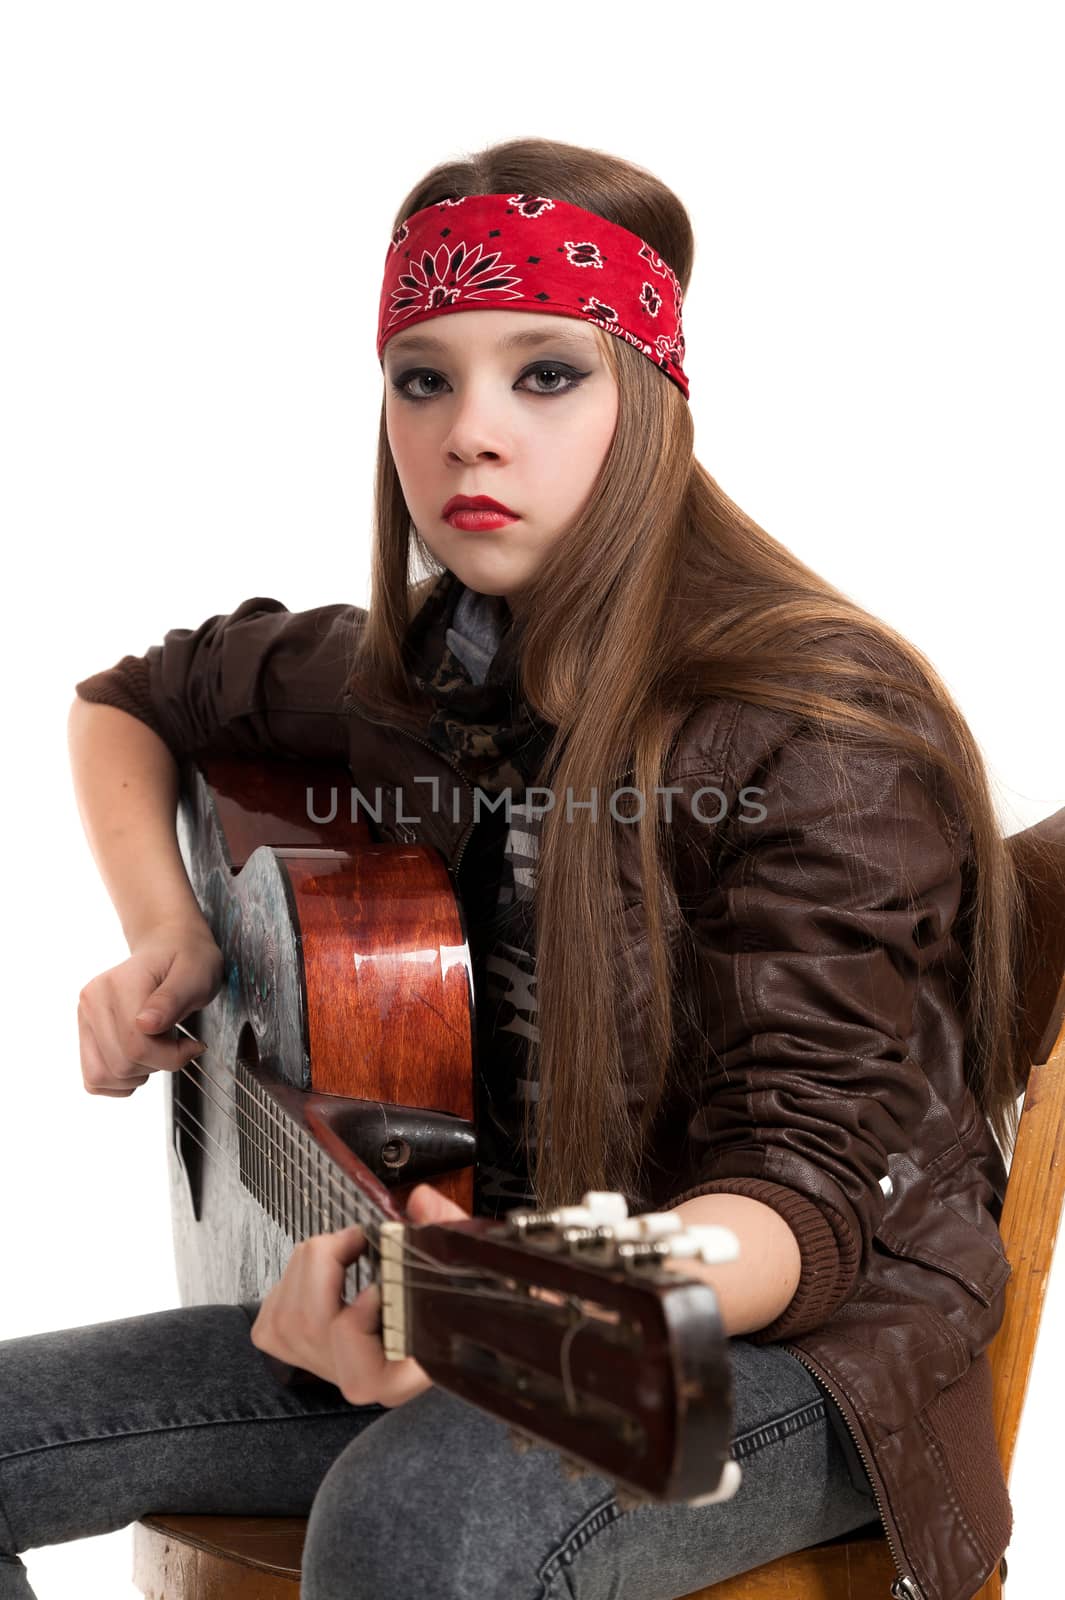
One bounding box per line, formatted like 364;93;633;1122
380;1192;743;1506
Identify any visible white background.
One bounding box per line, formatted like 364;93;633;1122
2;2;1062;1595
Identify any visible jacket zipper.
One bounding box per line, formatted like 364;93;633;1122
780;1342;925;1600
346;703;479;875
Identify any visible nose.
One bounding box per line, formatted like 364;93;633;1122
440;382;513;465
447;441;502;464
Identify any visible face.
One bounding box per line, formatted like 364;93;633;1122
382;310;620;606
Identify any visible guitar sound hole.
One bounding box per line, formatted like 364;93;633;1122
172;1055;204;1221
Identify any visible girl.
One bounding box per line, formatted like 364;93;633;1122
5;136;1019;1600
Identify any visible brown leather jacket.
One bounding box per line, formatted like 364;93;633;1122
75;594;1014;1600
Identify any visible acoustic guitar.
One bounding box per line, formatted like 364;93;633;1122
163;753;742;1508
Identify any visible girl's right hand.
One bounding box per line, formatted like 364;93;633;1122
77;919;225;1097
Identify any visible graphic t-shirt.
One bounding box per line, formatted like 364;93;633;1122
406;573;554;1217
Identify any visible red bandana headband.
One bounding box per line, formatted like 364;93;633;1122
376;192;690;401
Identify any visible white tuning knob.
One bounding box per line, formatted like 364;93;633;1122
664;1225;741;1265
611;1213;686;1242
503;1191;631;1238
578;1191;630;1225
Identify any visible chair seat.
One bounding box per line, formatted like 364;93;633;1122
132;1514;907;1600
133;1513;305;1598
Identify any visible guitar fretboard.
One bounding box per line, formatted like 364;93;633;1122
234;1058;379;1299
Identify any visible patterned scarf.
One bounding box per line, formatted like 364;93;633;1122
402;567;555;794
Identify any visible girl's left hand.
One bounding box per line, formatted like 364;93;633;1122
250;1181;471;1408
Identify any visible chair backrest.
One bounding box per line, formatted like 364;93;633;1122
987;804;1065;1481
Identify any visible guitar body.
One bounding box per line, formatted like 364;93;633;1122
143;753;739;1529
165;754;478;1309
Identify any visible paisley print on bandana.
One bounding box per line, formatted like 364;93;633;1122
377;192;690;400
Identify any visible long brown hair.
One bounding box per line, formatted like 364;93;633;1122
348;135;1025;1209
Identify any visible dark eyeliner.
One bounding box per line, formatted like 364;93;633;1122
388;360;591;401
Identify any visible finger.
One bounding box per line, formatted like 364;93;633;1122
80;989;179;1079
329;1293;432;1408
293;1228;367;1317
153;1034;210;1074
78;1010;146;1096
249;1260;322;1368
358;1356;432;1410
134;968;205;1034
374;1358;434;1409
406;1182;470;1224
344;1281;384;1339
307;1224;367;1266
105;998;206;1076
329;1291;389;1404
259;1248;375;1376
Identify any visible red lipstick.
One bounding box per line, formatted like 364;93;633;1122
442;494;521;532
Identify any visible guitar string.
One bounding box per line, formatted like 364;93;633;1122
175;1050;663;1314
176;1056;491;1287
179;1049;498;1286
169;1107;585;1316
179;1054;385;1243
170;1014;517;1284
170;1017;476;1254
173;1083;369;1245
170;1105;613;1428
168;1041;659;1392
172;1064;447;1278
172;1096;341;1235
175;1036;434;1235
165;1026;648;1308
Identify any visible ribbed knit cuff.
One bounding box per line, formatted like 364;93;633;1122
75;655;168;743
665;1176;848;1342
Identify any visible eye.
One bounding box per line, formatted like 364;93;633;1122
391;370;446;400
389;362;590;402
518;364;586;396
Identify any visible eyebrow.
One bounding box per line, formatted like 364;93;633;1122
384;325;599;360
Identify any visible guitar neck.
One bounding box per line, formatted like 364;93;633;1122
232;1057;389;1260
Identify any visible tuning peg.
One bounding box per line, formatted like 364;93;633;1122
610;1213;685;1242
505;1190;631;1236
615;1223;741;1268
578;1191;630;1224
665;1224;741;1265
552;1193;630;1228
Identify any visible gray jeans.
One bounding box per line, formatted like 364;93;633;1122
0;1304;880;1599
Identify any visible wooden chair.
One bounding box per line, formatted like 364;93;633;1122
133;806;1065;1599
